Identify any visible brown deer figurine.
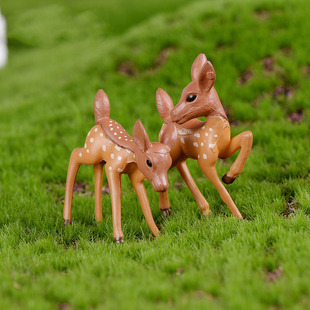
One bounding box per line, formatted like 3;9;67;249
64;89;177;243
156;54;253;218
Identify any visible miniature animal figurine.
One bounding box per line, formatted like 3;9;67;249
156;54;253;218
64;89;177;243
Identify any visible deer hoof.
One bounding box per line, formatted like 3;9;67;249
161;208;172;218
202;209;213;216
63;219;72;226
114;236;124;244
222;173;236;184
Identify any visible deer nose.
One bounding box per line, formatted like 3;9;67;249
153;178;169;192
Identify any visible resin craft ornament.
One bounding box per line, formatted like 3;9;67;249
156;54;253;218
0;10;8;68
64;89;177;243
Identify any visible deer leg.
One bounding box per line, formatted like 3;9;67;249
198;159;243;218
105;166;123;243
129;169;160;237
63;149;83;225
176;160;211;215
220;131;253;184
159;191;171;217
94;162;104;222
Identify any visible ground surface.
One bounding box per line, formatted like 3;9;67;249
0;0;310;309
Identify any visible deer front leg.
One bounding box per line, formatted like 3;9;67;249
159;191;171;217
176;160;211;216
129;169;160;237
94;162;104;222
105;166;123;243
220;131;253;184
198;157;243;218
63;149;82;225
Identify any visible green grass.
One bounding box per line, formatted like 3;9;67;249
0;0;310;309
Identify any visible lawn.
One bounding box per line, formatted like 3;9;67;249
0;0;310;309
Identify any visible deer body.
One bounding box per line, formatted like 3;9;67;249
156;54;253;218
64;89;176;243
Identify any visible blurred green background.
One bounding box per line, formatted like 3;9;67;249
0;0;309;309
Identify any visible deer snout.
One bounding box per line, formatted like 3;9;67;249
152;177;169;192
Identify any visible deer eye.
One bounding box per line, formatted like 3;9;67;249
186;94;197;102
146;159;152;167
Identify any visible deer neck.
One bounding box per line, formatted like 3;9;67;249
204;88;228;121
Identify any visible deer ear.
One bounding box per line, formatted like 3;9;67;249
191;54;207;80
198;61;216;92
160;122;177;150
156;88;174;124
94;89;110;123
133;120;151;152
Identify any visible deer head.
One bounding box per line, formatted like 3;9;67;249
170;54;227;124
133;120;177;192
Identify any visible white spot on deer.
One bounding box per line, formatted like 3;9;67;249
194;133;200;138
214;134;218;138
109;124;112;127
193;142;199;147
102;145;106;151
94;127;98;132
117;168;123;173
209;128;213;132
108;166;112;171
114;132;117;136
110;128;113;131
126;149;131;153
209;143;215;150
109;120;112;123
125;139;128;141
84;143;87;148
117;156;122;161
180;137;185;144
79;153;82;157
117;126;119;129
118;137;121;139
120;131;123;134
100;133;103;137
111;153;114;159
201;142;204;146
197;154;200;159
203;154;207;159
205;132;208;137
115;145;121;151
86;149;90;153
202;126;205;130
90;138;94;143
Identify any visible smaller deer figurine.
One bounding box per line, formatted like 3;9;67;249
64;89;176;243
156;54;253;218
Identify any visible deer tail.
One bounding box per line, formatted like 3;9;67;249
94;89;110;123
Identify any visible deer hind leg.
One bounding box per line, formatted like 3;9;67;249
63;148;83;224
105;166;123;243
94;162;105;222
220;131;253;184
198;158;243;218
176;160;211;216
129;169;159;237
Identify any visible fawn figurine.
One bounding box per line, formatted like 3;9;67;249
64;89;177;243
156;54;253;218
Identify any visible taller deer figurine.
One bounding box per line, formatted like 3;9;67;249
64;89;176;243
156;54;253;218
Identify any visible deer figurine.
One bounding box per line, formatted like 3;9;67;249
156;54;253;218
64;89;177;243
